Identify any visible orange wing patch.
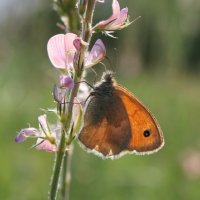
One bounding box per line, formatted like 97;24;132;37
115;85;164;154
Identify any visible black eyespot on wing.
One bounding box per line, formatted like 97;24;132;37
143;130;151;137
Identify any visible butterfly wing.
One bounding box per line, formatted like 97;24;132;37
115;85;164;154
78;93;132;158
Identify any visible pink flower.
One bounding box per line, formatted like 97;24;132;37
72;97;83;135
77;83;90;101
47;33;77;69
15;128;39;143
47;33;106;69
35;139;57;152
73;38;82;51
93;0;129;31
53;84;67;104
60;75;74;89
85;39;106;67
15;114;58;152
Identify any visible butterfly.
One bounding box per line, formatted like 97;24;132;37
78;72;164;159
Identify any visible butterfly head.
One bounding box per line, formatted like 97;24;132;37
93;71;116;95
101;71;113;84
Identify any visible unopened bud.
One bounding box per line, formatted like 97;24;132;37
60;75;74;89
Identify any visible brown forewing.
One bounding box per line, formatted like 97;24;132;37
115;85;164;154
78;93;132;157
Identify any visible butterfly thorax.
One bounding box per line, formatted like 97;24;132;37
86;73;117;124
92;73;115;97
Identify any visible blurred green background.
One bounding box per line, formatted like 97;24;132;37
1;0;200;199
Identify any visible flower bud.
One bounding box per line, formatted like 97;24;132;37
60;75;74;89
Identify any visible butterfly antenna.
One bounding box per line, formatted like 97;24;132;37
60;94;92;106
84;93;93;106
74;80;94;89
60;101;84;105
89;67;97;85
105;56;115;73
113;47;120;73
99;61;108;72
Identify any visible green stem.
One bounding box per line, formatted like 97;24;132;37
61;145;73;200
49;129;66;200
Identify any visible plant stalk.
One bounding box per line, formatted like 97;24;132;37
49;0;97;200
61;145;73;200
48;129;66;200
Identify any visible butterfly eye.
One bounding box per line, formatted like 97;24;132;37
143;130;151;137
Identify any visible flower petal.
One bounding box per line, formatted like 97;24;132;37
47;34;67;69
73;38;81;51
72;98;83;135
53;84;67;103
109;8;128;30
78;83;90;101
95;0;120;28
111;0;121;18
64;33;78;68
85;39;106;67
35;139;57;152
60;75;74;89
94;0;129;31
38;114;50;136
47;33;78;69
15;128;39;143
